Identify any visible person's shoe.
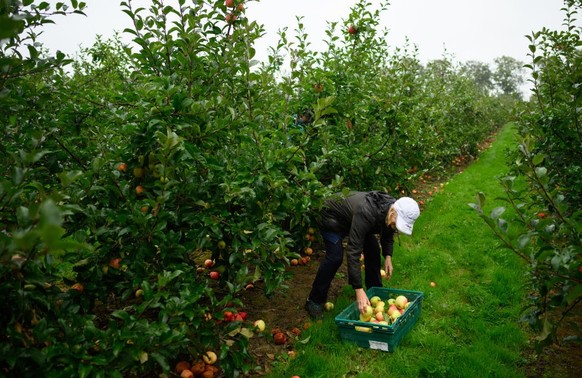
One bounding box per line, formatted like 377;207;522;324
305;299;324;319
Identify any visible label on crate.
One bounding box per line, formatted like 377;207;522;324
368;340;389;352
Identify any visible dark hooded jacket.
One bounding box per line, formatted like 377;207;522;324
317;191;396;290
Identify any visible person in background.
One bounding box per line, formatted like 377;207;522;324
292;109;313;133
305;191;420;319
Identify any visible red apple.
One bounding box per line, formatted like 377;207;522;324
175;361;191;374
209;271;220;280
204;259;214;268
225;13;236;23
387;304;398;316
348;25;357;34
109;257;122;269
71;283;84;293
273;332;287;345
116;162;127;172
135;185;145;195
225;0;234;7
180;369;194;378
191;360;205;375
223;311;234;322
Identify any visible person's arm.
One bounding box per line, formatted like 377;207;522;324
355;288;369;314
384;255;393;281
346;212;374;314
380;227;395;280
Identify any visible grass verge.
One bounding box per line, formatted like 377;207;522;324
267;123;532;378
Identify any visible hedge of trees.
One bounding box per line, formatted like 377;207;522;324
1;1;528;376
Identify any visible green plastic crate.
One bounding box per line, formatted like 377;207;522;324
334;287;423;352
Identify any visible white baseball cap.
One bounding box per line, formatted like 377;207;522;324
393;197;420;235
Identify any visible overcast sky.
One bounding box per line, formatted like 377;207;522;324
39;0;570;67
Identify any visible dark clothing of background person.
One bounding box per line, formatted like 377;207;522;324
308;191;396;305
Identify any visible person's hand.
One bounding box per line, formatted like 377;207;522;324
384;256;393;281
355;288;370;314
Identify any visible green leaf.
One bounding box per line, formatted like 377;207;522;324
490;206;505;220
532;153;545;166
497;218;508;234
517;234;531;249
567;284;582;305
150;352;170;372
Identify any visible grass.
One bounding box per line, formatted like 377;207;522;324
267;123;533;378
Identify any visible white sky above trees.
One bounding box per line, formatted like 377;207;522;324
39;0;572;92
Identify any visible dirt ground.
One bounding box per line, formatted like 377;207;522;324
237;243;345;376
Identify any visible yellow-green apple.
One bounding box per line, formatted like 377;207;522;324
133;167;144;178
202;350;217;365
370;296;381;307
387;298;396;305
387;304;398;316
359;312;371;322
253;319;266;332
395;295;408;309
391;311;402;321
375;302;385;314
324;302;334;311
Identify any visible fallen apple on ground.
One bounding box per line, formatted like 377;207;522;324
273;332;287;345
202;351;217;365
253;319;266;332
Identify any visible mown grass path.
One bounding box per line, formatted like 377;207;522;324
267;123;532;378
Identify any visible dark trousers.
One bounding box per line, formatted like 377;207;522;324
308;232;383;304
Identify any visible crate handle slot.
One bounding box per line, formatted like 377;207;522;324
354;325;373;333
